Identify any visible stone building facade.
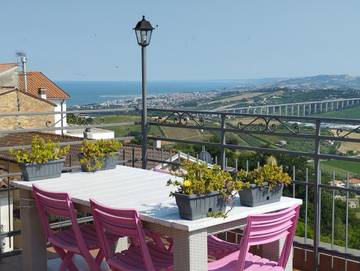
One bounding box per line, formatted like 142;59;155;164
0;88;55;131
0;63;70;134
0;64;18;87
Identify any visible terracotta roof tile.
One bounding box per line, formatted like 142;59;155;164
0;132;76;148
0;132;79;166
349;178;360;184
18;72;70;99
0;63;17;73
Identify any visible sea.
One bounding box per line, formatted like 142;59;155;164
56;80;247;106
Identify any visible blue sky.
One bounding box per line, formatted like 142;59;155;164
1;0;360;81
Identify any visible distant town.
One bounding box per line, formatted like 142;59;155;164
70;90;219;111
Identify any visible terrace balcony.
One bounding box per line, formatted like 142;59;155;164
1;107;360;271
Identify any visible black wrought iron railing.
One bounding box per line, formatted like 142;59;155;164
146;108;360;270
1;107;360;270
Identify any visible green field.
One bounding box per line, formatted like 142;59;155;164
317;106;360;119
95;114;163;138
160;126;213;141
316;106;360;177
97;114;360;180
95;114;214;142
321;160;360;179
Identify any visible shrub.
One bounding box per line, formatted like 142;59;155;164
236;163;292;190
79;139;122;171
167;161;244;218
167;161;240;196
10;136;70;164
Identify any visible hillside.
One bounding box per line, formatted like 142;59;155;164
247;74;360;90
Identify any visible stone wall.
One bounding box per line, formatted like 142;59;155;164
0;90;55;131
0;67;18;87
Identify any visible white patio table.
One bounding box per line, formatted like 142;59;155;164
13;165;302;271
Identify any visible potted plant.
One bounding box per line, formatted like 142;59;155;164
167;162;242;220
79;139;122;172
235;157;291;207
10;136;70;181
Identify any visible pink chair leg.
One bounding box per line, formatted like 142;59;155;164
82;251;102;271
54;246;79;271
59;252;76;271
94;249;104;266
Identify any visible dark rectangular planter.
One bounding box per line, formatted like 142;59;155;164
79;154;118;172
19;159;65;181
174;192;226;220
239;183;283;207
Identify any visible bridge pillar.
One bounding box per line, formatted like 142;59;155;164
303;104;306;116
297;104;300;116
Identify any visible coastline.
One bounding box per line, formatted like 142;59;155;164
56;80;246;106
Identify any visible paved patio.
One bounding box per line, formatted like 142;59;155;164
0;253;302;271
0;253;111;271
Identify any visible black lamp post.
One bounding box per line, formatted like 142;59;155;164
134;16;154;169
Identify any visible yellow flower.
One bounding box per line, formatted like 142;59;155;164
183;180;192;187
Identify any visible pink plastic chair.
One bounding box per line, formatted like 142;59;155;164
159;234;238;260
90;199;173;271
33;185;105;271
207;235;239;259
208;204;300;271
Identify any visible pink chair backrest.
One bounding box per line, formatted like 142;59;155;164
90;199;156;271
237;204;300;270
32;185;87;251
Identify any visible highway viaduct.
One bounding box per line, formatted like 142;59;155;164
224;97;360;116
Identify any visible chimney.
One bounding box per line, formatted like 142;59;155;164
38;88;47;99
16;52;28;92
